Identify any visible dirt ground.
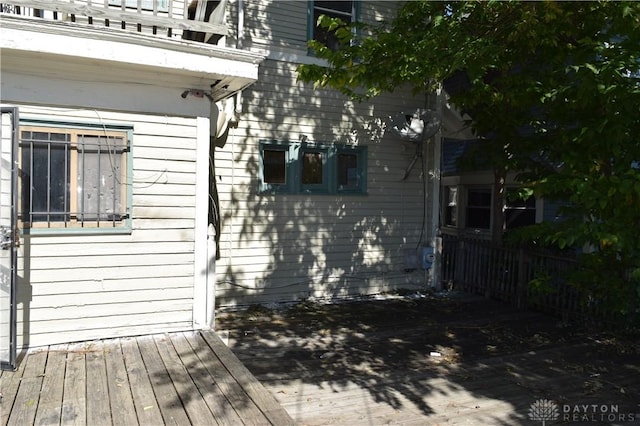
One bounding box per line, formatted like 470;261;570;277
216;292;640;425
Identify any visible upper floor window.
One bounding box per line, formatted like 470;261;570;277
309;1;359;51
466;188;492;229
505;191;536;230
260;140;367;195
19;122;132;232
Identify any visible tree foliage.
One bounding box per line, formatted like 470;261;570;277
297;1;640;318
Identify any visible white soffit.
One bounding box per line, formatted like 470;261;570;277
0;16;264;86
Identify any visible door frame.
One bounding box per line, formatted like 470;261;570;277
1;106;18;371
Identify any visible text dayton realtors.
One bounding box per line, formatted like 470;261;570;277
562;404;636;423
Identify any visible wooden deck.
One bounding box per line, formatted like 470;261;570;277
217;295;640;425
0;330;294;426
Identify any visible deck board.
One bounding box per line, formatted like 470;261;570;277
136;335;193;425
201;331;295;426
85;342;112;426
104;339;138;426
170;332;240;426
181;332;248;425
0;331;293;426
119;337;164;426
153;334;216;425
34;345;67;426
7;350;47;425
60;343;86;426
184;332;268;425
0;351;28;425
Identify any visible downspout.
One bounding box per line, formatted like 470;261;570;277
235;0;244;116
206;223;216;328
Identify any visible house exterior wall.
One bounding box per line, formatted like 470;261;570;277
11;105;206;347
1;1;265;349
214;1;437;307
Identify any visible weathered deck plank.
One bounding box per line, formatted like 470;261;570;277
60;343;86;426
0;351;28;425
153;334;217;425
85;341;112;426
6;350;47;425
170;332;243;426
181;332;248;425
104;339;138;426
1;331;292;426
201;331;295;426
34;345;67;426
184;332;268;425
119;337;164;426
137;335;192;425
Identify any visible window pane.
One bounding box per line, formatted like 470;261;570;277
445;186;457;226
313;1;353;51
315;1;352;13
337;153;358;189
302;151;323;184
263;149;286;184
505;209;536;229
505;192;536;229
468;190;491;207
78;135;123;220
466;189;491;229
20;131;70;223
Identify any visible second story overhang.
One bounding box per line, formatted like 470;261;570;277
0;4;264;116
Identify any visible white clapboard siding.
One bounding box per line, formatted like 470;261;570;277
213;1;433;308
28;276;194;296
14;106;201;347
28;263;195;283
243;1;308;51
28;288;193;311
19;315;193;347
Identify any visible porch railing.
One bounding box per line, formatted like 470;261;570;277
441;235;622;325
0;0;226;43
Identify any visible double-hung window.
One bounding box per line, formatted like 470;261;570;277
19;122;131;232
505;190;536;229
259;140;366;195
466;188;491;229
309;1;359;51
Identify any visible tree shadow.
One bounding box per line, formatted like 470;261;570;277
217;295;640;425
214;39;434;307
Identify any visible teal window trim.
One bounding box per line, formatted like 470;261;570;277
259;141;293;194
336;145;367;194
18;119;133;235
300;144;330;194
259;139;367;195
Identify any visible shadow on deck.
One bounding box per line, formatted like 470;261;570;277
217;293;640;425
0;330;293;425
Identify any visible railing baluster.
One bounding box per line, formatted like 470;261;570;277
2;0;228;42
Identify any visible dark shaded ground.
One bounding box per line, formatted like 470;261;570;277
217;293;640;425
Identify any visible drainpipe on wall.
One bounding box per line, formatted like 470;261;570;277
234;0;244;117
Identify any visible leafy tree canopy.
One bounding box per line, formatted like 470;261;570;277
298;1;640;318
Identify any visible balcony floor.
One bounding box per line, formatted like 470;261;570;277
0;330;294;425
